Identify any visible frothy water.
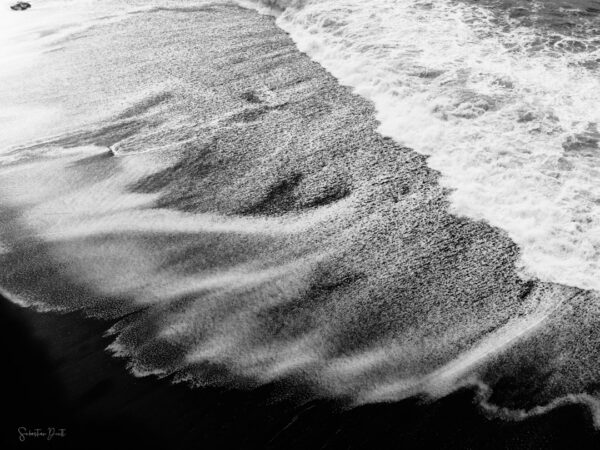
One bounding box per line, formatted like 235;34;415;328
1;0;600;426
240;0;600;291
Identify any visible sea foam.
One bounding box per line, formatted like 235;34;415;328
1;0;600;427
238;0;600;292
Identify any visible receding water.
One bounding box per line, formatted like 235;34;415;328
1;0;600;428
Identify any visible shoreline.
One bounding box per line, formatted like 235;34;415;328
2;293;599;448
1;4;599;448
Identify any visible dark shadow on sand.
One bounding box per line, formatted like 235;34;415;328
1;294;599;450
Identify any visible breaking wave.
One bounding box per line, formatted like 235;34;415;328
238;0;600;292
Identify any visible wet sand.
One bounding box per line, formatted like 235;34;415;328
1;4;600;449
1;293;599;449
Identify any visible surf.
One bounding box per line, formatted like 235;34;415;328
237;0;600;292
1;0;600;428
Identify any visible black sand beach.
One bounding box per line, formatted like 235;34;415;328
1;4;600;449
1;293;599;449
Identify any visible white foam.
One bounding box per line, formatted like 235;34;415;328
0;154;350;242
476;379;600;428
237;0;600;291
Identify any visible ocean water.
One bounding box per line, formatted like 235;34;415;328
246;0;600;292
3;0;599;289
1;0;600;427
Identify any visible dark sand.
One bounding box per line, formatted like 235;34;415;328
2;4;600;449
1;293;598;449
